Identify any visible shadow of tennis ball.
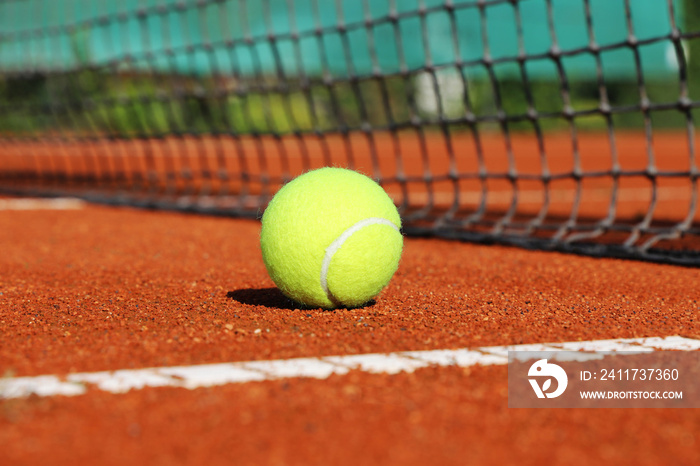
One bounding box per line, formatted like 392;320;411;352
226;288;376;311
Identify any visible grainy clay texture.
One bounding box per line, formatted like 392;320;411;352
1;202;699;465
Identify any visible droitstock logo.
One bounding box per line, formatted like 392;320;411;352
528;359;568;399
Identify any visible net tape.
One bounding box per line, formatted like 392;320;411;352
0;0;699;265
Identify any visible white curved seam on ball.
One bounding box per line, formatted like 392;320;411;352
320;217;400;304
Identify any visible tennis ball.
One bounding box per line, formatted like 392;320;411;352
260;167;403;309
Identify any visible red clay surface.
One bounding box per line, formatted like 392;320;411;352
3;131;699;222
1;203;699;465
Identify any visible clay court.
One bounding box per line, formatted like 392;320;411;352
2;0;700;464
1;129;699;465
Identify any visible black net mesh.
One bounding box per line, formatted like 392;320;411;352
0;0;699;265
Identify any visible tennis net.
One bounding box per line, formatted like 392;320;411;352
1;0;699;265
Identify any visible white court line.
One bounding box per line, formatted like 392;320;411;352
1;336;698;399
0;198;85;210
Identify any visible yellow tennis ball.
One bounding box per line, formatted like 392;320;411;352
260;167;403;309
